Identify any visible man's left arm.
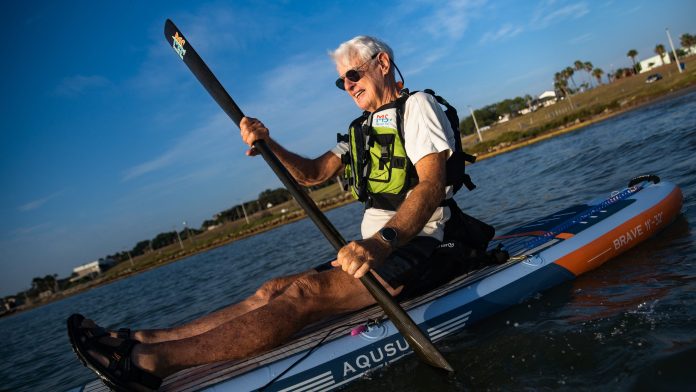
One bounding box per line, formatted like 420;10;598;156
333;150;447;278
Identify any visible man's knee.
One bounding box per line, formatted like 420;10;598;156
280;271;374;313
255;271;315;301
255;277;289;301
282;277;323;303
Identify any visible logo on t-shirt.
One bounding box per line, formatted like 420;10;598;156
372;110;397;130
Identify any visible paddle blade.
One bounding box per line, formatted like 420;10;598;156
163;19;245;126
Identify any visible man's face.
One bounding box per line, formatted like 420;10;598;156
336;55;385;113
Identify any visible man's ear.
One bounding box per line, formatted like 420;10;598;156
377;52;391;76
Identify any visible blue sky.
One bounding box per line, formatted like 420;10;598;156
1;0;694;296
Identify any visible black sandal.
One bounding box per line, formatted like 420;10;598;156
67;314;162;392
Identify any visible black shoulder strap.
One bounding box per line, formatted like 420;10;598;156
420;89;477;192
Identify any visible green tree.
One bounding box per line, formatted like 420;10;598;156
132;240;151;256
627;49;638;72
564;66;577;91
592;68;604;85
201;219;219;230
584;61;594;87
554;71;569;97
654;44;666;65
680;33;695;49
151;231;177;250
258;188;291;207
574;60;584;72
31;274;57;294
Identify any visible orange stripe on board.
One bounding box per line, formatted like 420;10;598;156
555;232;574;239
555;186;683;276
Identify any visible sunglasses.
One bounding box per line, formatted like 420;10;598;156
335;53;379;90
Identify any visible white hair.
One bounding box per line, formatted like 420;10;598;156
330;35;395;68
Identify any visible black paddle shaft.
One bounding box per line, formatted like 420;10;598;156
164;19;453;372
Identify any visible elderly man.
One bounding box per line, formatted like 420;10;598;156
68;35;465;391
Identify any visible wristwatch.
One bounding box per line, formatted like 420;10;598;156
378;227;398;249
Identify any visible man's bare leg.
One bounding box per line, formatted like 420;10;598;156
131;268;398;378
85;271;313;344
136;271;313;343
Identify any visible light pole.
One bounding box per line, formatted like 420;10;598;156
183;220;193;244
174;226;184;249
665;28;683;74
124;248;134;267
468;106;483;142
240;202;249;224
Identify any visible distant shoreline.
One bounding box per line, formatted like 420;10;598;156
473;83;696;163
5;70;696;318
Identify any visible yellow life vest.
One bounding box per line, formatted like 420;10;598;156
339;90;476;211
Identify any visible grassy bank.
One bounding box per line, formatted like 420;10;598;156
462;56;696;156
11;56;696;314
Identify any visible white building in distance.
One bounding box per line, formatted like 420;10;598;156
71;258;115;282
638;54;671;73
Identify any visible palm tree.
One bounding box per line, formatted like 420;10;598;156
584;61;594;87
554;72;567;95
680;33;695;50
554;71;575;108
655;44;666;65
627;49;638;72
574;60;584;72
592;68;604;85
564;66;577;91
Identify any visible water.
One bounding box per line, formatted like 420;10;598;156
1;91;695;391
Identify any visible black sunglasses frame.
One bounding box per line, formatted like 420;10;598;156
335;52;379;90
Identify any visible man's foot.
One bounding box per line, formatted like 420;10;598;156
67;314;162;392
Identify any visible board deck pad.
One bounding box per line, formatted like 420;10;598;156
491;199;635;256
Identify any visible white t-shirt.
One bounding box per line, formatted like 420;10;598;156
331;92;456;241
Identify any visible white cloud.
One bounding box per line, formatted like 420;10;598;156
13;222;53;236
55;75;111;96
531;1;589;29
18;190;65;212
121;112;234;181
405;48;449;76
421;0;487;40
479;24;524;44
478;1;590;46
569;33;593;45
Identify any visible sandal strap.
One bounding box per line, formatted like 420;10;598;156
116;328;131;340
112;340;162;389
100;337;163;390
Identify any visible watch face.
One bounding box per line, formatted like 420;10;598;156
381;227;397;242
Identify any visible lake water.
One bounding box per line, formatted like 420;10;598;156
1;90;695;391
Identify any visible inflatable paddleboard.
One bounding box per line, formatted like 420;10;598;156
70;176;682;392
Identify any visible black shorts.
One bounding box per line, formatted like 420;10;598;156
313;236;445;299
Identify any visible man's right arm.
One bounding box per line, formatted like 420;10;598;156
240;117;343;186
